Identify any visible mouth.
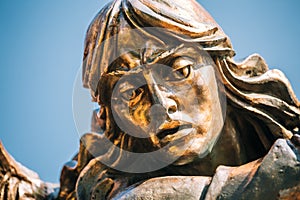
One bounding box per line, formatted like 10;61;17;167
156;123;193;141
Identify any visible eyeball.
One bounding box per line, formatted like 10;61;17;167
167;57;194;81
174;65;191;79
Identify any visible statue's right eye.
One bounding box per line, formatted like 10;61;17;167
122;88;143;101
121;89;134;100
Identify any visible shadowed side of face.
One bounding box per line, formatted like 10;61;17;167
100;40;225;165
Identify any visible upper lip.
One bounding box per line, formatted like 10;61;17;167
156;121;193;140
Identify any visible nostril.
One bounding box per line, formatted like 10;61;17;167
168;105;177;114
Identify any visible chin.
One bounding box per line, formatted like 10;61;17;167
167;135;213;166
172;150;203;166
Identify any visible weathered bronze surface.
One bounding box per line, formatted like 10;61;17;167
0;142;58;199
1;0;300;199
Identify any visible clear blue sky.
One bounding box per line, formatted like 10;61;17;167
1;1;299;183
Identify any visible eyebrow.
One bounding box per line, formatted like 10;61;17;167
144;43;185;65
113;43;190;73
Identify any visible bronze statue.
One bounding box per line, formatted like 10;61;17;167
1;0;300;199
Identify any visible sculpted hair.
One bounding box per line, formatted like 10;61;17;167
216;55;300;151
82;0;233;93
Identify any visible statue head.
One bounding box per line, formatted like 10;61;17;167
81;0;300;169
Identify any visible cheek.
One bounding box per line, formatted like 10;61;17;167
129;95;152;126
193;70;213;107
181;74;213;127
181;73;212;110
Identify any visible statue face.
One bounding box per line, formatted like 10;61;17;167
108;44;224;165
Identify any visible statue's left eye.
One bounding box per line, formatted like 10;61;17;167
174;65;191;80
166;57;194;81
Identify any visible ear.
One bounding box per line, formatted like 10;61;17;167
91;106;106;134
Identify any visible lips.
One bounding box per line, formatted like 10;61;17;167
156;122;193;142
156;127;180;140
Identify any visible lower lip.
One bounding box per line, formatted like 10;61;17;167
161;128;194;143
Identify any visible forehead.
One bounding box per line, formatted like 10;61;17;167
107;44;213;73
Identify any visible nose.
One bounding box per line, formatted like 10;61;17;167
143;70;178;116
143;71;178;115
165;98;177;114
151;85;178;117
